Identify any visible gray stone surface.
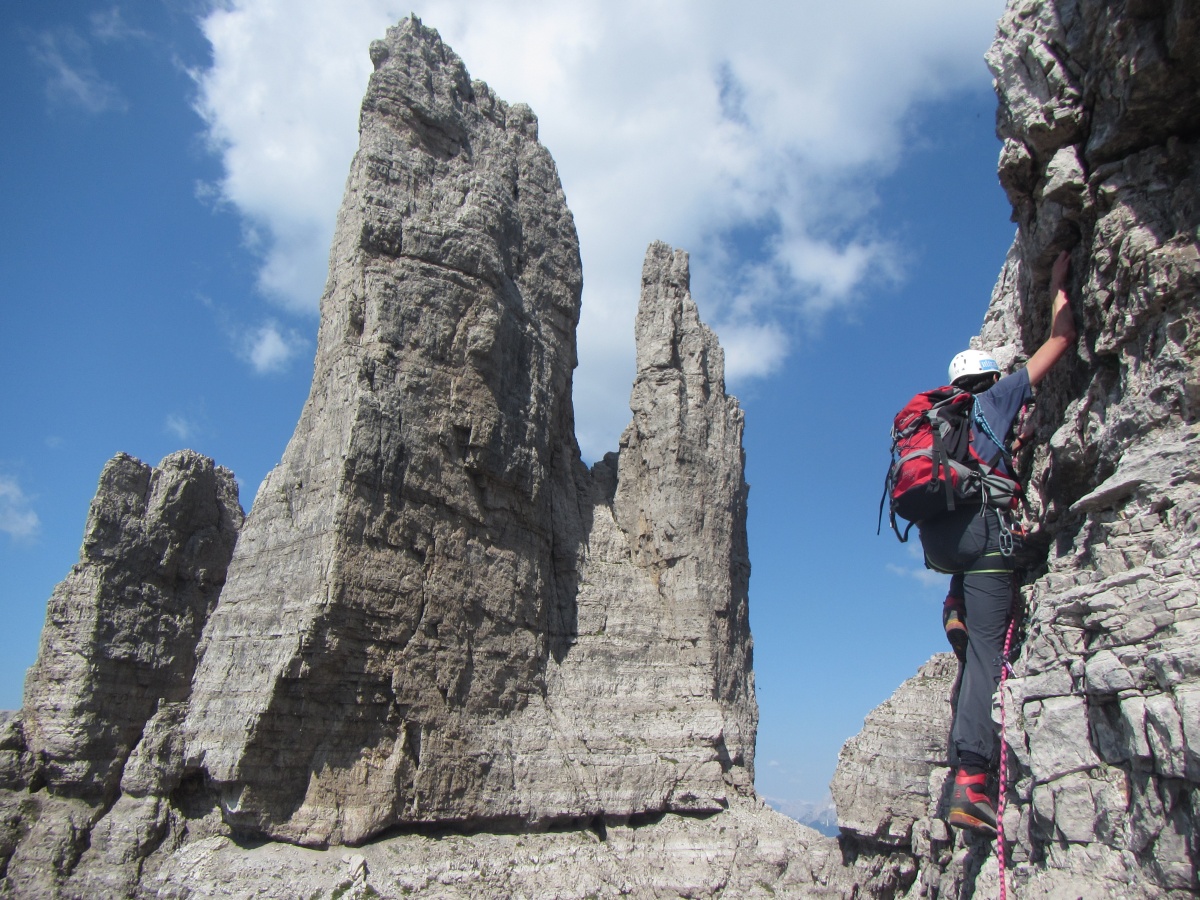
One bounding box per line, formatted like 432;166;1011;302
0;17;776;898
831;655;957;846
11;451;241;802
7;1;1200;896
140;799;844;900
181;14;591;846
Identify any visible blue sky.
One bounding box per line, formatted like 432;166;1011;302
0;1;1013;813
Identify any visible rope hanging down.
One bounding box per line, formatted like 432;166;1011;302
996;609;1020;899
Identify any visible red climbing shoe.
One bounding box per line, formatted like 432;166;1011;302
948;768;997;836
943;595;968;661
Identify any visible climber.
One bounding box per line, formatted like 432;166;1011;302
919;249;1077;836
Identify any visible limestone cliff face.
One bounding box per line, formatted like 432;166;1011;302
13;451;241;801
13;1;1198;896
182;15;590;846
831;656;958;847
0;18;765;894
834;1;1200;897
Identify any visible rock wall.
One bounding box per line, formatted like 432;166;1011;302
831;656;958;848
181;14;591;846
834;1;1200;897
7;2;1197;897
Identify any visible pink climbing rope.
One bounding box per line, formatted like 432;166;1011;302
996;611;1019;900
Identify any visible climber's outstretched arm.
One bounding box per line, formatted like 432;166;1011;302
1025;250;1078;387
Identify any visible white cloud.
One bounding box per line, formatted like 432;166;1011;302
196;0;396;313
89;8;151;43
194;0;1005;458
241;321;307;374
30;29;127;114
886;562;949;589
0;476;40;541
165;414;196;442
719;323;789;383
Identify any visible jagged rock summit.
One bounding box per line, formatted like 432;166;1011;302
181;15;755;846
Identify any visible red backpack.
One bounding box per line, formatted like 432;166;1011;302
880;385;1022;541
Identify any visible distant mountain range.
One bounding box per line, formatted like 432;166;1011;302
764;795;839;837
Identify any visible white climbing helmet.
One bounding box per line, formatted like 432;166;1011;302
948;348;1000;386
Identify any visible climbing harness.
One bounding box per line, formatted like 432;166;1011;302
996;607;1021;899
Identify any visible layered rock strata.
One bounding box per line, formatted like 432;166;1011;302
834;1;1200;897
11;1;1199;896
132;799;842;899
181;14;591;845
831;655;958;847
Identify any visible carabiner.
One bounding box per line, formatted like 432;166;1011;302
997;508;1014;557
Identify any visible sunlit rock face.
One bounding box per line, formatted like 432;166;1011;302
831;656;958;848
180;13;592;846
835;1;1200;897
12;451;242;802
0;18;768;893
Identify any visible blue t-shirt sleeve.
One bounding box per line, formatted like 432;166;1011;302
976;368;1032;445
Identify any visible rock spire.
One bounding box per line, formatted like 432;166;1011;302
177;18;756;847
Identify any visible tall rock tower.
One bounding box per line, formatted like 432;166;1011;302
180;18;755;847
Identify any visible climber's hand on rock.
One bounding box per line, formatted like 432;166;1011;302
1051;250;1070;292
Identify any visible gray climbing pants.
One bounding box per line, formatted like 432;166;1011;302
918;505;1016;768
